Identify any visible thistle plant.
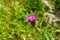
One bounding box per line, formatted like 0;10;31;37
26;14;37;26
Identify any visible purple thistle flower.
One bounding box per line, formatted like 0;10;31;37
26;14;37;22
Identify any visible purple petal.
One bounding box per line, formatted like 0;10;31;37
26;14;37;22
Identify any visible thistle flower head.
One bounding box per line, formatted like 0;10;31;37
26;14;37;22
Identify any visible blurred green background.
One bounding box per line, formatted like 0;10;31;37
0;0;60;40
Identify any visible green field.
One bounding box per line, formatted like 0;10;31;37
0;0;60;40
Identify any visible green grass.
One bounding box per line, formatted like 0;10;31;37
0;0;60;40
